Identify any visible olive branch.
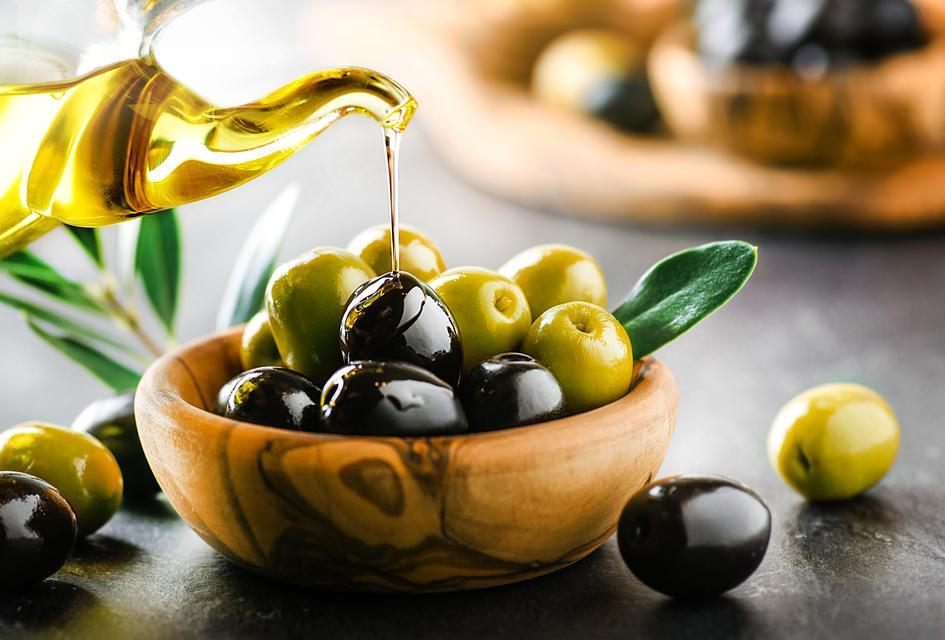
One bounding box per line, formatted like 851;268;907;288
0;185;299;391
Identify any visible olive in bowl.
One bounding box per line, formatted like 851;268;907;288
340;272;464;386
0;472;77;587
459;354;566;432
220;367;322;432
618;475;771;598
321;360;468;437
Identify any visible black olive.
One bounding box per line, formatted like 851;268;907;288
696;0;927;68
340;272;464;387
73;393;161;500
221;367;322;432
617;475;771;598
459;353;567;432
0;472;77;588
321;360;468;437
584;72;661;134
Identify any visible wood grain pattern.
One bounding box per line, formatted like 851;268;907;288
308;4;945;231
135;329;677;592
650;25;945;168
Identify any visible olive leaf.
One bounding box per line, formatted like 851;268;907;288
216;184;299;330
136;209;181;335
117;218;141;296
0;290;134;352
612;241;757;358
25;316;142;392
65;225;104;268
0;251;107;314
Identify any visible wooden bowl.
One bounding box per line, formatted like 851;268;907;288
135;329;678;592
650;24;945;168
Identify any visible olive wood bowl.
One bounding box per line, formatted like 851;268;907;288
649;24;945;169
306;3;945;231
134;328;677;592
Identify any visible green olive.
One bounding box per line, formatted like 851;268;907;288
429;267;532;372
266;247;375;384
532;29;643;111
240;310;282;370
0;423;123;537
522;302;633;413
73;393;160;500
347;224;446;281
768;383;900;502
499;244;607;319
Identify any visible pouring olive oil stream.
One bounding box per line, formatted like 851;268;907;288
0;40;417;257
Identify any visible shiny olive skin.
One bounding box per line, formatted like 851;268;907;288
322;361;468;436
459;353;567;432
768;383;900;501
0;423;122;537
429;267;532;373
697;0;927;69
499;244;607;319
522;302;634;413
240;310;282;370
347;224;447;282
267;247;376;384
618;475;771;598
340;272;464;387
0;472;77;587
222;367;322;432
73;393;160;500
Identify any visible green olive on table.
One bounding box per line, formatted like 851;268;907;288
240;310;282;370
0;423;123;537
429;267;532;372
347;223;446;282
73;393;160;500
499;244;607;319
522;302;634;413
768;383;900;502
266;247;375;385
0;471;77;587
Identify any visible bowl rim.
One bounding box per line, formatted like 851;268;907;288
136;327;676;446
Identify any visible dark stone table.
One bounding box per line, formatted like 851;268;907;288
2;124;944;638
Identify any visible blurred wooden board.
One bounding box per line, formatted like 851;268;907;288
313;5;945;232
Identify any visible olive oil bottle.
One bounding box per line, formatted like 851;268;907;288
0;48;416;257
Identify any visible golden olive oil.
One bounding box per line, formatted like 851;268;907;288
0;52;416;257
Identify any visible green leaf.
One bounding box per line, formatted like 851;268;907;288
612;241;758;358
216;184;299;329
0;289;133;352
65;225;104;268
26;317;141;392
0;251;106;314
117;218;141;296
136;210;181;335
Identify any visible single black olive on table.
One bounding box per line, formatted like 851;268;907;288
459;353;567;432
321;360;468;437
221;367;322;432
617;475;771;598
73;393;161;499
340;272;464;387
0;472;77;587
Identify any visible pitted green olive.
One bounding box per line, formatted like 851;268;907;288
266;247;375;384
